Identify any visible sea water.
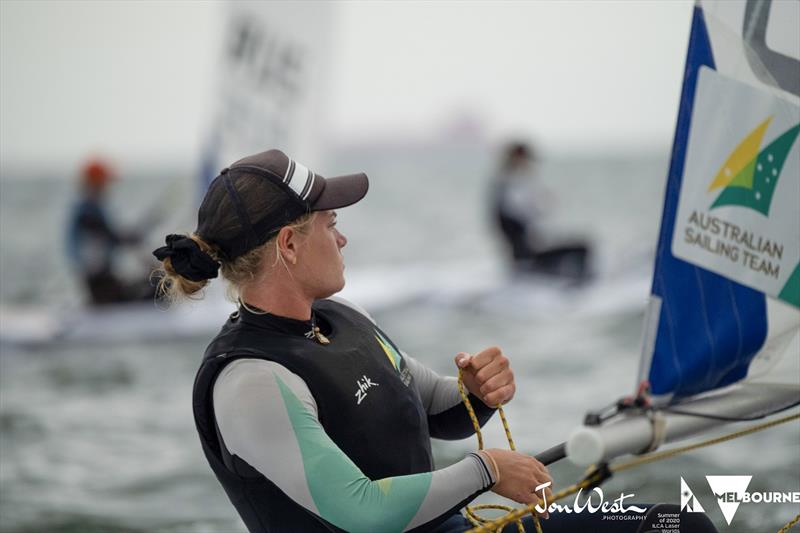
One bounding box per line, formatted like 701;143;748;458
1;145;797;532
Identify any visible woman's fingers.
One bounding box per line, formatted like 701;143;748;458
473;352;509;384
483;383;516;406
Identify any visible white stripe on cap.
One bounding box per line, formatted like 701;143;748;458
303;171;316;200
286;160;313;199
283;159;294;182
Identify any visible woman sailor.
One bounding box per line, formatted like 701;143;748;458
152;149;714;533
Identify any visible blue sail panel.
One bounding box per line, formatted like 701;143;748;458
647;6;768;398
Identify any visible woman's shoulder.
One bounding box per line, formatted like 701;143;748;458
321;296;375;324
216;358;301;385
214;358;317;414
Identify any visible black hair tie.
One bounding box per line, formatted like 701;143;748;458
153;234;220;281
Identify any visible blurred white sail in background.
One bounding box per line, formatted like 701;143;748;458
200;1;336;188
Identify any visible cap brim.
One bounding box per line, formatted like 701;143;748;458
311;173;369;211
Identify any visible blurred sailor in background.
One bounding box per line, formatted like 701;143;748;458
491;142;591;280
67;158;154;305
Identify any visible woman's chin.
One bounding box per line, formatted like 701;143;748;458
318;278;346;300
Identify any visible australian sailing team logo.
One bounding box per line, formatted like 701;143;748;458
707;117;800;216
671;67;800;308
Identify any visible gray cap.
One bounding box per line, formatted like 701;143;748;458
228;149;369;211
197;149;369;260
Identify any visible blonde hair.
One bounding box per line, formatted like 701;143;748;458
154;212;316;304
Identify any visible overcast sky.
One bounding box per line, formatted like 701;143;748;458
1;0;693;172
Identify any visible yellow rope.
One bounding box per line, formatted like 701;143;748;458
456;366;800;533
457;369;543;533
778;513;800;533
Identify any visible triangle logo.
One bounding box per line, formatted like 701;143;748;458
680;477;705;512
706;475;752;525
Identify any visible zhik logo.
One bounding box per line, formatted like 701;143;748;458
354;375;378;405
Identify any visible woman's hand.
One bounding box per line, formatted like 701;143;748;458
480;449;553;514
455;347;516;407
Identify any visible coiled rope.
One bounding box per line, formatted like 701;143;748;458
456;366;800;533
457;369;543;533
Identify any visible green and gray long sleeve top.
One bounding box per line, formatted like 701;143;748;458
194;297;497;532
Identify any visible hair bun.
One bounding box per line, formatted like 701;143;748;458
153;234;220;281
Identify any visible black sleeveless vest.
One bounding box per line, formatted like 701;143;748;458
193;299;434;532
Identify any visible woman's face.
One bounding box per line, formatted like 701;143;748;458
296;210;348;299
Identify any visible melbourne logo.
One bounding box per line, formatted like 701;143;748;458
705;476;752;526
682;476;800;526
707;116;800;216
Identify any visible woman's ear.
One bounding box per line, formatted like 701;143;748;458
276;226;298;265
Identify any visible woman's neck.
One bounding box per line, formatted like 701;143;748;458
240;283;313;321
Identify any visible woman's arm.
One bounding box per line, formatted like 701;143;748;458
213;359;496;533
326;296;505;441
404;355;497;440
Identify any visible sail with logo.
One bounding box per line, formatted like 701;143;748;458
566;0;800;466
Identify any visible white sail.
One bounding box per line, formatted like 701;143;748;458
201;1;336;187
